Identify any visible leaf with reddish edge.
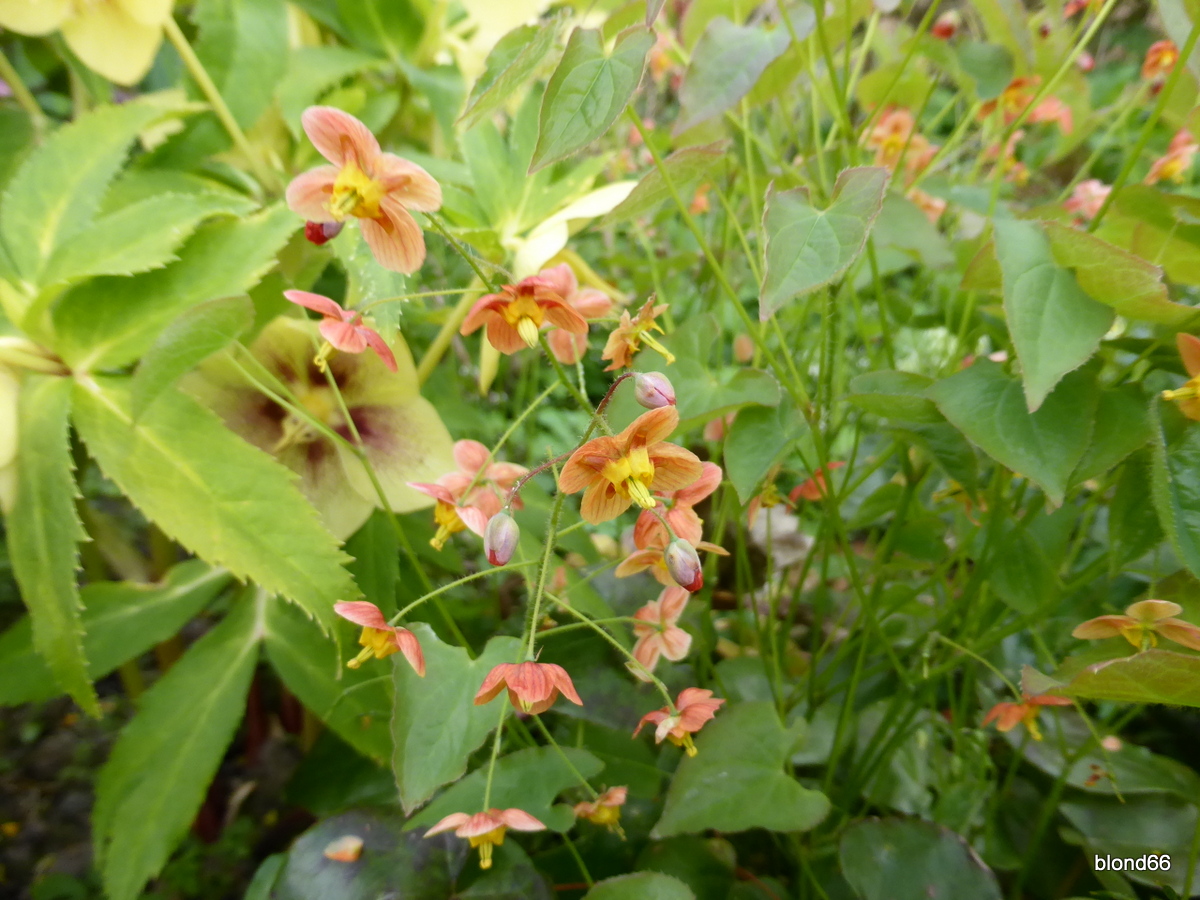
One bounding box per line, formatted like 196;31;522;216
1022;649;1200;708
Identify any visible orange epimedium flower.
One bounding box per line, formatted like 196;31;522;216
1073;599;1200;652
574;786;628;831
982;693;1072;741
616;533;727;587
284;290;397;373
633;461;723;547
409;440;527;549
1143;40;1179;81
537;263;614;364
1145;129;1199;184
461;273;588;354
559;406;703;524
1163;333;1200;420
424;808;545;870
631;586;692;678
286;106;442;273
334;601;425;675
602;299;675;371
789;461;846;503
979;77;1041;124
864;108;915;169
1064;179;1111;221
633;687;725;756
474;661;584;714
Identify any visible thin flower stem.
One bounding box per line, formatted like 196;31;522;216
416;281;482;385
424;212;504;293
536;616;641;636
481;699;509;809
392;560;541;622
540;334;614;435
359;287;479;312
461;381;559;501
0;47;47;134
523;471;568;660
931;633;1020;697
531;714;598;799
560;832;595;888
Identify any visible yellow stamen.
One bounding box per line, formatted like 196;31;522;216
638;331;676;364
468;828;505;869
430;501;466;550
330;162;386;220
601;448;657;509
347;627;398;669
668;732;699;757
516;317;540;348
313;342;334;372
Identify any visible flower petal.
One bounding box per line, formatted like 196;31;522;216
334;601;390;629
661;626;692;662
546;328;588;364
580;481;631;524
547;664;583;705
361;198;426;274
648;445;704;492
285;290;347;320
1178;333;1200;377
395;627;426;676
376;153;442;212
61;3;162;85
497;808;546;832
541;302;589;334
484;319;529;355
1156;619;1200;652
285;166;339;221
675;462;724;506
625;406;679;447
361;327;399;372
424;812;471;837
536;263;577;298
0;0;69;35
302;106;381;168
1072;616;1131;640
320;318;369;354
1127;598;1183;622
632;708;667;737
454;439;492;476
474;664;511;705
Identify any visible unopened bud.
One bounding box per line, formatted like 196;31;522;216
665;539;703;593
733;334;755;363
484;512;519;566
634;372;676;409
931;10;960;40
305;220;344;245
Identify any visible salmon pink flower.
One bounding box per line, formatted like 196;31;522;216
1145;129;1199;185
602;298;675;371
790;462;845;503
408;440;528;550
907;188;947;223
460;270;588;354
1027;96;1073;134
334;601;425;675
424;808;545;870
1143;40;1179;81
631;586;691;678
633;461;722;546
286;106;442;273
980;77;1041;124
982;693;1071;741
559;406;703;523
865;108;915;170
573;786;628;831
285;290;397;373
1064;179;1111;222
474;661;584;714
536;263;614;364
633;687;725;756
1072;598;1200;652
616;531;727;587
1162;334;1200;420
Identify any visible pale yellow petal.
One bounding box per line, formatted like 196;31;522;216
0;366;17;470
0;0;69;35
118;0;173;26
62;5;163;85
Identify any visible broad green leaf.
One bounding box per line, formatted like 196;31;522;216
586;873;696;900
460;14;566;128
1024;650;1200;708
264;595;393;763
723;399;807;503
889;422;980;495
929;361;1098;506
407;745;604;833
993;218;1113;412
0;108;34;200
674;18;789;134
847;371;942;423
131;296;254;420
1070;386;1151;485
72;378;357;633
838;819;1002;900
603;141;726;225
54;205;298;371
0;99;183;289
955;42;1014;100
94;593;262;900
7;376;95;716
41;192;255;285
392;625;524;812
344;510;399;611
278;46;386;136
1110;450;1163;566
0;560;230;706
1151;399;1200;582
1099;186;1200;288
530;26;655;172
646;0;668;24
335;0;424;61
652;702;830;838
759;168;889;320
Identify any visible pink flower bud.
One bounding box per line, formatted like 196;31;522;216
305;221;344;245
485;512;519;566
665;539;703;593
634;372;676;409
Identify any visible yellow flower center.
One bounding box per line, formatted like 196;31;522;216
467;827;506;869
500;295;545;348
667;732;698;757
1163;377;1200;404
430;500;466;550
330;161;386;220
601;447;656;509
273;386;343;453
347;626;397;669
584;804;622;828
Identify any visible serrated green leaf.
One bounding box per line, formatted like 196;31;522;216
1110;450;1163;567
0;560;230;706
929;362;1098;506
1152;399;1200;582
7;376;95;716
72;377;358;633
723;400;806;503
94;592;262;900
586;873;695;900
131;296;254;420
392;624;524;813
531;26;654;172
54;205;298;371
652;702;830;837
839;819;1002;900
603;141;726;225
279;46;386;137
1070;387;1151;485
460;14;566;129
759;167;889;320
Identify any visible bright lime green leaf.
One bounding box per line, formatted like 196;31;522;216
0;561;230;707
71;378;358;633
94;593;262;900
848;371;943;423
723;400;806;503
392;624;524;812
1151;399;1200;582
7;376;95;716
131;296;254;420
1024;650;1200;707
530;26;655;172
646;0;668;24
460;13;566;129
759;167;889;320
1070;386;1151;485
603;141;726;225
278;46;386;136
929;361;1098;506
839;819;1003;900
407;745;604;833
652;702;830;838
1099;186;1200;288
586;873;696;900
993;218;1112;412
955;42;1014;100
674;18;789;133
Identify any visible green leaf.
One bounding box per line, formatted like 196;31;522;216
1110;450;1163;566
131;296;254;420
344;510;399;610
929;361;1098;506
54;205;298;371
723;400;807;503
334;0;424;61
94;593;262;900
1024;650;1200;707
7;376;95;716
955;42;1014;100
759;168;889;320
72;378;357;633
838;819;1003;900
847;371;942;423
530;26;655;172
460;14;566;129
674;18;790;134
1152;399;1200;582
585;873;696;900
889;422;980;495
993;218;1113;412
407;745;604;833
392;624;524;812
652;702;831;837
0;560;230;706
1100;186;1200;289
278;46;387;136
603;141;726;225
1070;386;1151;485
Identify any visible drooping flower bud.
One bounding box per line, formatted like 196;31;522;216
931;10;960;40
484;512;519;566
634;372;676;409
305;220;345;245
665;539;703;593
